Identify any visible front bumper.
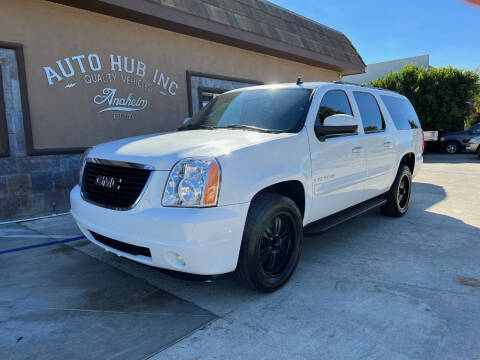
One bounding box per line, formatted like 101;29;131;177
70;186;250;275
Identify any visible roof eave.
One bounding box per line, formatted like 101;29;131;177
48;0;365;75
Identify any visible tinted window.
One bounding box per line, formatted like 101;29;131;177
469;124;480;134
317;90;352;125
381;95;421;130
353;92;384;132
186;88;312;133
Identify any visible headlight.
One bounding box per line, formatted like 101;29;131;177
162;158;220;207
78;147;92;185
440;137;445;142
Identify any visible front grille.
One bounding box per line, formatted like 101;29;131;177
90;231;151;257
82;161;151;209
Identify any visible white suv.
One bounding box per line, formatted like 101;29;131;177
71;82;423;292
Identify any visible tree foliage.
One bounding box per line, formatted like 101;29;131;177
470;66;480;125
370;64;479;132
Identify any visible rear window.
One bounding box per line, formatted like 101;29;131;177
381;95;421;130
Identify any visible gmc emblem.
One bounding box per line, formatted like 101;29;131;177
95;175;122;190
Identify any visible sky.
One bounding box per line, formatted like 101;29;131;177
269;0;480;71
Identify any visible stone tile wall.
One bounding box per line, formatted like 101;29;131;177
0;48;80;222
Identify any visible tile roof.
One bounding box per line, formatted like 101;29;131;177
147;0;365;73
51;0;365;74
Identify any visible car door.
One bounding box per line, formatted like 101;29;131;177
306;88;367;222
352;91;396;199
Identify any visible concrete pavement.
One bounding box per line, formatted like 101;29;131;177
0;217;215;360
1;153;479;359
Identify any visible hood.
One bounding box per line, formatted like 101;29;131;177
88;129;293;170
444;131;464;137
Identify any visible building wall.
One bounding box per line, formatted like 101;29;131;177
0;46;80;221
0;0;340;222
342;55;430;85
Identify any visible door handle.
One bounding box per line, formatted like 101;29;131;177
384;141;394;148
352;146;364;153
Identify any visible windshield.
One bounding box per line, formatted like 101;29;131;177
181;88;313;133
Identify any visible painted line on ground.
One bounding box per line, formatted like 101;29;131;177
0;235;86;255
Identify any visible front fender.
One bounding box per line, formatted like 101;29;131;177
217;131;312;211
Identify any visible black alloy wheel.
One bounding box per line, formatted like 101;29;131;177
260;214;295;278
397;174;411;210
236;193;303;292
381;165;412;217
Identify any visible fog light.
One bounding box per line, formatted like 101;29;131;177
165;251;186;268
176;253;186;266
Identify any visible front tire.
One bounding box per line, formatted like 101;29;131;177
381;165;412;217
236;193;303;292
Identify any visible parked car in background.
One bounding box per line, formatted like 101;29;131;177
464;135;480;157
71;82;423;292
439;123;480;154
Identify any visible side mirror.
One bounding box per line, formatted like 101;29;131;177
315;114;358;141
183;117;192;125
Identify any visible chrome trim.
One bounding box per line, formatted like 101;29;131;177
86;157;155;170
80;158;154;211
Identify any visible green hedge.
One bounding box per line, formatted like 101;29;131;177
370;65;479;132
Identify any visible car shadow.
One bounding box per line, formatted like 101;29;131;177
303;181;478;253
147;180;479;297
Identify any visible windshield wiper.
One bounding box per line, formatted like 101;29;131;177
177;124;215;131
178;123;282;133
220;124;280;133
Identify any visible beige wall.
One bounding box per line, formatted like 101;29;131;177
0;0;340;151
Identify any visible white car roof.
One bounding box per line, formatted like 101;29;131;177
228;81;404;98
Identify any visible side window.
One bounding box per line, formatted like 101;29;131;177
470;125;480;134
317;90;352;125
380;95;421;130
353;92;384;133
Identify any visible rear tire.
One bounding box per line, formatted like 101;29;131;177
476;146;480;158
236;193;303;292
381;165;412;217
445;141;460;154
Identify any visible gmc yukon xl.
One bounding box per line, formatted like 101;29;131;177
71;82;423;292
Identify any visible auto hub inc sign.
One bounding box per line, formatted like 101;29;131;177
42;53;179;120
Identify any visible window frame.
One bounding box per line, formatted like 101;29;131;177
353;91;386;134
0;65;10;157
312;89;359;141
316;89;354;125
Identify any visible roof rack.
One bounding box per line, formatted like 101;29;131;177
333;81;361;86
333;81;400;94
